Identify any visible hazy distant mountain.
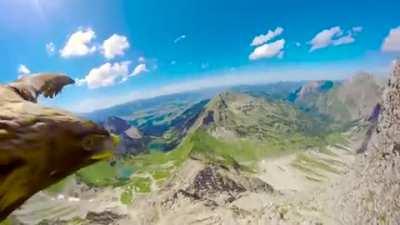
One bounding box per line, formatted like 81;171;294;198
82;91;216;122
287;80;336;102
290;73;384;123
84;82;305;122
231;81;306;100
319;73;384;121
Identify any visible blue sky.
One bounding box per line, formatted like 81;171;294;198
0;0;399;112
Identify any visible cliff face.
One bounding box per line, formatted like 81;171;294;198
363;61;400;224
377;61;400;158
341;61;400;225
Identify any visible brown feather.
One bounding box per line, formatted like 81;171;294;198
7;73;75;102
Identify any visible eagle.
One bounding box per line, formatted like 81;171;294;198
0;74;115;220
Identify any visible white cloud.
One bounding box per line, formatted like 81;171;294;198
77;61;131;89
77;62;148;89
381;26;400;52
138;56;145;63
249;39;285;60
101;34;130;59
309;26;362;51
251;27;284;46
352;26;363;33
333;34;355;46
46;42;56;55
174;35;187;44
17;64;31;78
309;26;342;51
249;27;285;60
60;28;97;58
18;64;31;75
295;42;301;47
131;63;148;76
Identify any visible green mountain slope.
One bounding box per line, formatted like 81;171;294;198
116;92;346;193
10;78;378;224
57;91;344;195
198;92;331;139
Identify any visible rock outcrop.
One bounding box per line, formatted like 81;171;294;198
171;164;273;206
31;211;126;225
0;74;115;220
127;159;274;225
340;61;400;224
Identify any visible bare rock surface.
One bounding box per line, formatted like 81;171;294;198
123;144;354;225
336;61;400;225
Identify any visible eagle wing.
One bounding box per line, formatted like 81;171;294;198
7;73;75;102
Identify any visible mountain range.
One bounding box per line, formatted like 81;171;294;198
6;72;390;225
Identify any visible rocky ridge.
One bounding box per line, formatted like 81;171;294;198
337;61;400;225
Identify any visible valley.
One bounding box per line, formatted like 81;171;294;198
5;72;388;225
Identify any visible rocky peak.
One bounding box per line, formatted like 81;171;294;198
297;80;334;99
164;161;274;207
103;116;131;134
124;126;143;139
378;60;400;146
346;71;377;85
344;60;400;225
103;116;146;155
288;80;334;102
